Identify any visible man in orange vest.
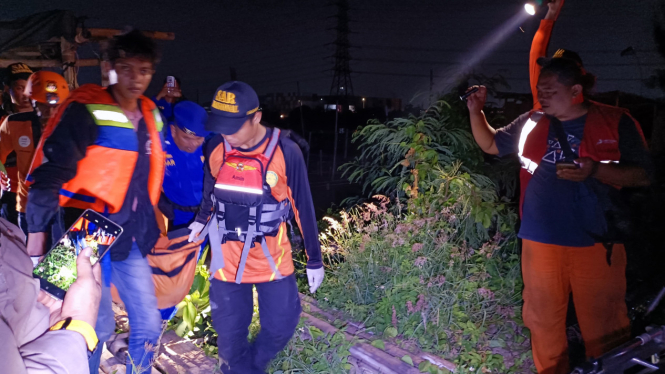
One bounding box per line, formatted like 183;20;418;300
0;63;35;227
188;81;324;373
0;71;70;241
25;30;165;374
466;54;652;372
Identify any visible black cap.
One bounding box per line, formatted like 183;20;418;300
206;81;260;135
537;49;584;68
4;63;33;85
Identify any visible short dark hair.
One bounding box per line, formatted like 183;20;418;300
538;57;596;96
105;29;160;66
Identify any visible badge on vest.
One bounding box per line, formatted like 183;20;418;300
266;171;278;188
18;136;31;148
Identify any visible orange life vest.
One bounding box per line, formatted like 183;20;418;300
517;101;646;217
26;84;165;213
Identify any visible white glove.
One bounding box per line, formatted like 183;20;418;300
188;221;205;242
306;267;325;294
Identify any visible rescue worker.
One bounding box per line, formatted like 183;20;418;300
0;71;70;240
159;100;208;231
466;57;652;373
188;81;324;373
0;63;34;227
153;76;183;121
2;63;34;116
25;29;165;374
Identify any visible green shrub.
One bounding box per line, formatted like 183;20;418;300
314;165;534;373
341;75;519;204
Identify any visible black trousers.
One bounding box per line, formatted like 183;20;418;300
209;273;301;374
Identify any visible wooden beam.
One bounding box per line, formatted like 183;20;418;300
0;59;99;68
80;28;175;41
61;37;79;89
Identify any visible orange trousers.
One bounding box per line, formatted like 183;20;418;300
522;240;630;374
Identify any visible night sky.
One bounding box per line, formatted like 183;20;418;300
4;0;664;106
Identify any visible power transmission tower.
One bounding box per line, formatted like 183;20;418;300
329;0;353;98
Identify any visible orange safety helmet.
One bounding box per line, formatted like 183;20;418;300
26;71;70;105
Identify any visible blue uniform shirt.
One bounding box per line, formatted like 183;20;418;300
163;128;205;227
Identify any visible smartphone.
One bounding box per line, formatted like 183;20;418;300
166;76;176;95
33;209;123;299
556;162;579;170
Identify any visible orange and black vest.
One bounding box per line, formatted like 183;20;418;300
517;101;646;217
27;84;165;214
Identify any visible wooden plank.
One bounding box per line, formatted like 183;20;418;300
0;58;99;68
154;330;218;374
301;312;420;374
300;295;457;372
82;28;175;41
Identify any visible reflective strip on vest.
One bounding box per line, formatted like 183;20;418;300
214;183;264;195
152;109;164;132
600;160;619;164
92;110;129;124
85;104;134;129
518;117;540;174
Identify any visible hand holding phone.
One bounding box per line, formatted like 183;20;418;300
555;161;579;171
166;75;177;95
37;247;102;328
60;247;102;328
33;210;122;299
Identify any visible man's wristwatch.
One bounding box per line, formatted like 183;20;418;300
50;317;99;352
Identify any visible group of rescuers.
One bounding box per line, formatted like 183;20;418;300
0;1;655;372
2;29;323;374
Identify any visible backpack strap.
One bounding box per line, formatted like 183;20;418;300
261;128;282;176
222;137;233;153
234;206;258;283
263;128;281;158
259;236;283;282
207;210;227;280
259;199;291;233
207;195;226;280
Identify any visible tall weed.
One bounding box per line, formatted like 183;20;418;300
315;166;534;373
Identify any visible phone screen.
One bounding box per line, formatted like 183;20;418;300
33;209;123;299
166;76;176;88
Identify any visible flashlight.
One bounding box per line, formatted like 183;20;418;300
524;3;537;15
460;87;479;102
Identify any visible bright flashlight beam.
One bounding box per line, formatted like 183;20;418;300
424;7;532;104
442;11;531;86
525;3;536;16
